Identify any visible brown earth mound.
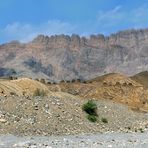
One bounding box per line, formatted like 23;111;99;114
1;74;147;112
0;78;50;96
131;71;148;88
52;73;148;112
0;75;147;136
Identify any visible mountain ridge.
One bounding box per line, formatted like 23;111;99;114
0;28;148;81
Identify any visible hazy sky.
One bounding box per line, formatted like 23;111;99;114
0;0;148;43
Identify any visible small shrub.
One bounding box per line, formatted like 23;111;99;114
71;79;75;83
10;92;17;96
60;80;65;83
33;88;46;97
127;126;131;130
9;76;13;80
101;117;108;123
139;128;144;133
47;81;51;84
87;114;97;122
35;78;39;81
82;100;98;122
40;79;46;84
22;91;26;96
82;100;98;116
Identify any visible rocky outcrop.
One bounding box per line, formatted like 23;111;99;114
0;28;148;81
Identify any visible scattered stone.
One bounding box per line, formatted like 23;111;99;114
0;118;7;123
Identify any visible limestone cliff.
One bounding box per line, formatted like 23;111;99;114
0;29;148;81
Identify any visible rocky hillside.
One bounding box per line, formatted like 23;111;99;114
0;78;49;96
0;29;148;81
0;78;147;136
51;73;148;112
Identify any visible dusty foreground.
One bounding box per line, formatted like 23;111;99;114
0;95;148;135
0;132;147;148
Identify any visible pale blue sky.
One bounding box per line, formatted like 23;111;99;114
0;0;148;43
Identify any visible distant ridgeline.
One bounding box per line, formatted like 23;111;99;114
0;28;148;81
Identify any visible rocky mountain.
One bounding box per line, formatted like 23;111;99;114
0;29;148;81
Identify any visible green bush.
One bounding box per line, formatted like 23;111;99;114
33;88;46;97
87;114;97;122
82;100;98;116
40;79;46;84
82;100;98;122
101;117;108;123
10;92;17;96
139;128;144;133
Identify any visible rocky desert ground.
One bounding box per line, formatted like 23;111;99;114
0;72;148;147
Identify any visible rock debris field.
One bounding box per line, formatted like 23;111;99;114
0;95;148;136
0;95;148;147
0;78;148;147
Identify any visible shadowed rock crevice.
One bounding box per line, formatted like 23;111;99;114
24;57;54;77
0;68;17;77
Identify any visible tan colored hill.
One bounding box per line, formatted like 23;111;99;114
51;73;148;112
0;75;147;136
0;78;49;96
0;73;148;113
131;71;148;88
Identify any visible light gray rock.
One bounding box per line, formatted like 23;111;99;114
0;29;148;80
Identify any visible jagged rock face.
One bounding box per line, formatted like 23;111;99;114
0;29;148;81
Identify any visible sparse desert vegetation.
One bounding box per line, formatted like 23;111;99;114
82;100;98;122
33;88;47;97
87;114;97;122
82;100;98;116
101;117;108;123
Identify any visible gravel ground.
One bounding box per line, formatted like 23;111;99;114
0;132;148;148
0;94;148;135
0;90;148;148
